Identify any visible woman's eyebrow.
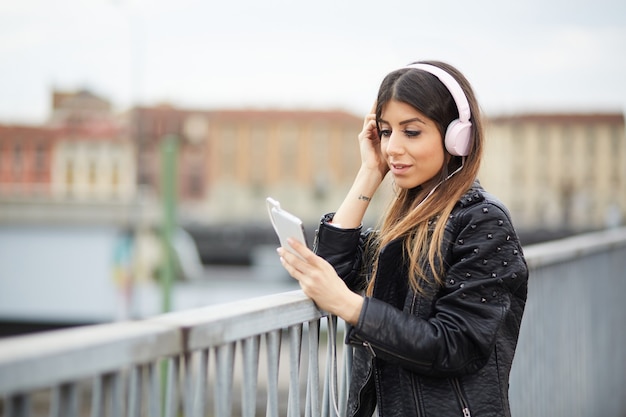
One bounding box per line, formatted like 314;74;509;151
399;117;425;126
377;117;425;126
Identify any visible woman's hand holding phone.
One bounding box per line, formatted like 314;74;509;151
277;239;363;325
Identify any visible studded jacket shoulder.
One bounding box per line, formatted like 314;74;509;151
314;182;529;417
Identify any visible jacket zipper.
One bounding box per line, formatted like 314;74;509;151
359;339;432;368
409;292;417;313
364;342;469;417
410;374;423;417
363;341;376;357
451;378;472;417
351;358;375;417
410;282;426;416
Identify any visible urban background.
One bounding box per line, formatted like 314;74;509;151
1;88;624;333
1;0;625;336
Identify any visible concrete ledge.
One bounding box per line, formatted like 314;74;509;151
523;227;626;269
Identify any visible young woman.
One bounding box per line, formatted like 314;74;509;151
277;60;528;417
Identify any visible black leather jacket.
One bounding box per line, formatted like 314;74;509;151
314;183;528;417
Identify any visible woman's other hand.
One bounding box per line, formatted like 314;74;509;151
358;101;389;179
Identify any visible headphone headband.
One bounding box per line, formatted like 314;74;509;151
405;63;471;123
404;63;472;156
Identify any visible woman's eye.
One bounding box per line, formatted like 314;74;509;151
403;130;421;137
379;129;392;138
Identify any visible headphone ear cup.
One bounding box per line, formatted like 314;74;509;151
445;120;472;156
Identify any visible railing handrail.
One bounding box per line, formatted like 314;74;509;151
523;226;626;269
0;320;180;395
151;290;324;350
0;290;323;395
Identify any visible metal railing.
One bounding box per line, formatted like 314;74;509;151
509;227;626;417
0;292;350;417
1;227;626;417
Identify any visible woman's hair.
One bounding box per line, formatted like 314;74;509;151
366;60;484;296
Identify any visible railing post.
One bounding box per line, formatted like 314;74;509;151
5;394;31;417
241;336;261;417
50;383;80;417
266;330;282;417
306;319;321;417
288;324;303;417
215;343;236;417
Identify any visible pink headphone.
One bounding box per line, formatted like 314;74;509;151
405;63;472;157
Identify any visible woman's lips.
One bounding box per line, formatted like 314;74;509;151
390;163;411;175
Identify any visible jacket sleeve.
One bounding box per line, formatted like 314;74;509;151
346;200;528;377
313;213;374;292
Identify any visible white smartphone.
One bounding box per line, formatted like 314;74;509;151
266;197;307;258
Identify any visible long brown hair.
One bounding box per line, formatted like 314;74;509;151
366;60;484;296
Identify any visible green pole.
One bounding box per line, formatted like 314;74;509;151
160;134;178;314
159;134;178;416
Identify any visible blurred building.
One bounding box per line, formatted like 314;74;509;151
2;91;625;248
0;124;56;198
128;106;368;225
0;90;140;225
481;112;626;233
202;109;367;224
51;136;135;202
129;105;209;205
49;90;136;202
49;90;113;129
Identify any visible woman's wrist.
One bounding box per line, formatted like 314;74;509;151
357;165;386;186
351;166;385;201
339;292;364;325
332;166;383;229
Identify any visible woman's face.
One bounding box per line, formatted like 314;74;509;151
378;99;446;190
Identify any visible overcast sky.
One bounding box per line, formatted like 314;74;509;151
1;0;625;124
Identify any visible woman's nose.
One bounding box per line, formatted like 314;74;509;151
384;132;404;156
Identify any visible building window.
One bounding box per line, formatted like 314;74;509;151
88;161;97;189
343;127;359;180
312;123;328;166
221;124;237;180
585;126;596;156
610;126;621;182
35;143;47;176
280;123;298;179
250;124;267;188
112;162;119;194
13;143;22;177
66;160;74;196
584;126;596;184
511;124;525;190
561;125;573;161
188;167;203;198
138;153;152;187
537;125;548;182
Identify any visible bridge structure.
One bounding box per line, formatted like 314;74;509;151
1;227;626;417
